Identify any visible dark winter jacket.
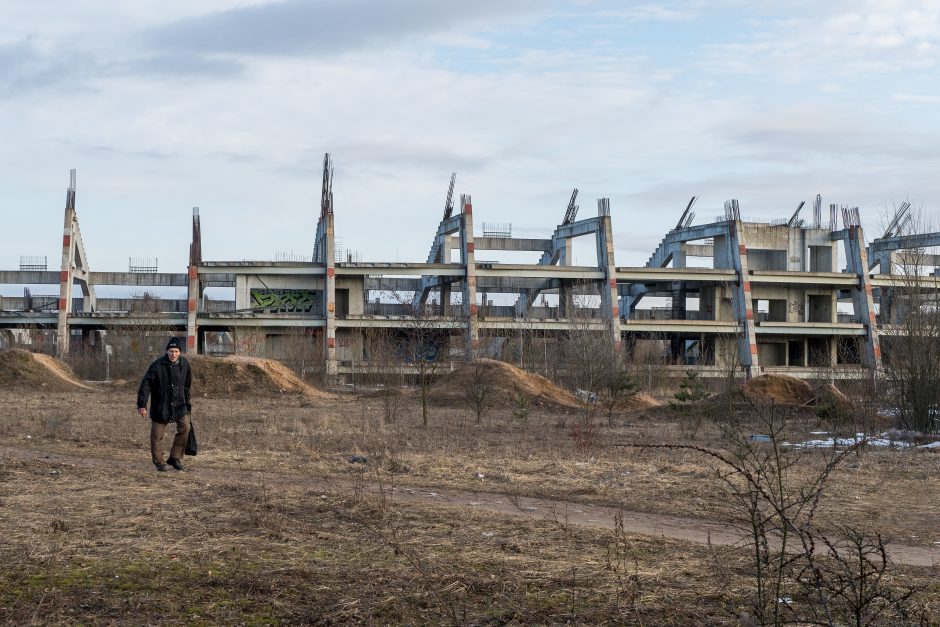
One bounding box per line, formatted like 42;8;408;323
137;355;192;423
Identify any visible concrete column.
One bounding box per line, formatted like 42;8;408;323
187;208;203;354
729;221;760;378
440;234;453;316
559;239;573;266
460;195;479;355
323;212;337;375
186;264;200;353
440;282;451;316
844;225;882;370
559;281;572;318
595;199;621;348
56;173;77;357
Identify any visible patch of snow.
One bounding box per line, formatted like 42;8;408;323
785;432;914;449
920;441;940;449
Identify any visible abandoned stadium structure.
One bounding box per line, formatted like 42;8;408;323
2;158;939;380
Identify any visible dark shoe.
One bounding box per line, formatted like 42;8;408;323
166;457;184;471
155;463;168;472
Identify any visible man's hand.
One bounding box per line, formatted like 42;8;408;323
137;407;147;417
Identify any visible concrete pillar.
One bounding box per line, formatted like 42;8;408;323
187;208;203;354
844;225;882;370
460;195;479;355
559;238;573;266
729;221;760;378
323;212;337;375
559;281;572;318
440;282;451;316
186;264;200;353
56;172;77;357
595;199;621;348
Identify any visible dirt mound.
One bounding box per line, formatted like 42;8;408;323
188;355;333;399
742;374;814;405
619;392;664;410
818;383;851;405
815;383;858;414
431;359;581;409
0;349;93;391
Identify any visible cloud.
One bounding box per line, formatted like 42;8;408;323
892;93;940;104
595;4;697;22
0;38;243;98
700;0;940;77
147;0;544;57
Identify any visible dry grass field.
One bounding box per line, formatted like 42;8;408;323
0;350;938;625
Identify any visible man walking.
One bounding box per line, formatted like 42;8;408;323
137;337;192;471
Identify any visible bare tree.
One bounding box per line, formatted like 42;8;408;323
361;327;404;425
372;281;464;427
882;244;940;434
627;402;924;626
278;326;324;384
460;355;498;425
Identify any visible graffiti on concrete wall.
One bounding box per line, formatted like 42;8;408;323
250;289;321;313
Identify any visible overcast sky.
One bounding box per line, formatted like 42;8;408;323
1;0;938;275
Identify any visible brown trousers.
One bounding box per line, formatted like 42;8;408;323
150;414;190;465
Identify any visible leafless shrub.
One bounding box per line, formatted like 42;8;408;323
461;357;498;425
624;400;925;625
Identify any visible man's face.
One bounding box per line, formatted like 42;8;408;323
167;347;181;362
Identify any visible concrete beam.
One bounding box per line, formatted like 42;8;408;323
199;314;325;329
552;217;600;240
335;317;464;330
748;271;857;286
338;263;464;277
621;319;740;334
89;272;188;286
365;277;422;291
870;275;940;288
0;271;60;284
870;231;940;253
199;262;324;276
474;237;552;252
684;244;714;257
615;267;736;283
476;265;604;280
754;322;866;336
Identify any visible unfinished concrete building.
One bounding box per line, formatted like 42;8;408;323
2;160;939;380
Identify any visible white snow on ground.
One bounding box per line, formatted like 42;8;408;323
782;432;940;449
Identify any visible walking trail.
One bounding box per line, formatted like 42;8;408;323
2;445;938;568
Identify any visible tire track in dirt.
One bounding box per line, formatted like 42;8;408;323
3;445;938;568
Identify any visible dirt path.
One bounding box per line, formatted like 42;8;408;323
3;445;938;568
28;354;96;390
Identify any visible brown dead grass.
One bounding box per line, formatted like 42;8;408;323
742;373;814;405
0;358;937;625
430;358;580;409
188;354;334;399
619;391;663;410
0;349;92;392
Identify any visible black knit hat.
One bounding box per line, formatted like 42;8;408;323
166;337;183;351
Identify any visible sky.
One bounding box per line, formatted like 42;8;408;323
1;0;939;277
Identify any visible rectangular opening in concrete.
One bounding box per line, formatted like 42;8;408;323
788;340;804;367
758;341;786;366
807;337;830;367
767;299;787;322
747;249;787;271
755;299;768;321
807;294;832;323
335;289;349;318
837;337;861;364
809;246;833;272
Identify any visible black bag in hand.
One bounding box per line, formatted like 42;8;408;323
185;421;198;456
